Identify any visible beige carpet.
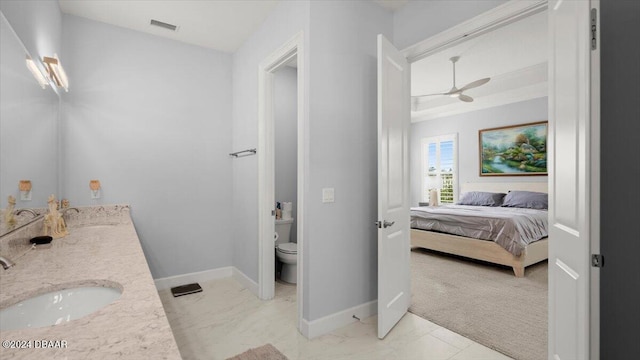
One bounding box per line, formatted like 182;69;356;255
226;343;288;360
410;248;548;360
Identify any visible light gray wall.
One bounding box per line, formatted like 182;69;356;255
305;0;393;321
61;15;233;279
600;0;640;357
0;0;62;68
231;0;392;322
275;67;298;243
410;97;548;206
393;0;506;50
0;14;59;209
231;0;310;287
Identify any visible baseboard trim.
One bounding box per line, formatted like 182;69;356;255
301;300;378;339
155;268;375;339
154;266;260;296
154;267;233;290
232;267;259;296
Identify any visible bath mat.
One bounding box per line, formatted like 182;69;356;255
226;343;288;360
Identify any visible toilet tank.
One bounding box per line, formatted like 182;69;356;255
275;218;294;246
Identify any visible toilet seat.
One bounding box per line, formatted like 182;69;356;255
277;242;297;254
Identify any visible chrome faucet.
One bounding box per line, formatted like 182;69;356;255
16;208;38;218
0;256;15;270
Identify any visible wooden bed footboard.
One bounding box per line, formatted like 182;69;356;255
410;229;549;277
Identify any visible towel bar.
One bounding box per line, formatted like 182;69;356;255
229;148;257;158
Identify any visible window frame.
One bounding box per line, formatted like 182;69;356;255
420;133;459;204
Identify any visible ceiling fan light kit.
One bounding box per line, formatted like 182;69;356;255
414;56;490;103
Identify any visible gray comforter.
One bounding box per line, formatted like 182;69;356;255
410;205;548;256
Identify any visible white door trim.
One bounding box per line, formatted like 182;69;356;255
589;1;600;358
258;31;306;333
401;0;548;63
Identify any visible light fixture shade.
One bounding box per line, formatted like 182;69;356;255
43;55;69;92
25;57;49;89
19;180;32;192
89;180;101;191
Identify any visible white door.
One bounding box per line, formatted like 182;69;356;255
377;34;410;339
548;1;597;359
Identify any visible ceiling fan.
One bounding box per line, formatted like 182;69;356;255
413;56;490;103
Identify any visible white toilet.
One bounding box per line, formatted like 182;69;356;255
275;218;297;284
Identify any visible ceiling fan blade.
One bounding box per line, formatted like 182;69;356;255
459;77;490;92
458;94;474;102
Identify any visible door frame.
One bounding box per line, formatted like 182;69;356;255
397;0;599;357
258;31;306;333
589;1;600;357
401;0;548;63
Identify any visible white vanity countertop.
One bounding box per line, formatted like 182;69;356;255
0;206;182;359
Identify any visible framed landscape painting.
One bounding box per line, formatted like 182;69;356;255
479;121;548;176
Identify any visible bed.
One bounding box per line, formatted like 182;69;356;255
410;182;549;277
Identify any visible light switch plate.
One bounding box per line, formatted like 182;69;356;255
322;188;334;203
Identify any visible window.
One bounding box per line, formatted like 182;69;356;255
421;134;458;204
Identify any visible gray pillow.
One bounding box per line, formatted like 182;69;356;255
502;191;548;209
456;191;506;207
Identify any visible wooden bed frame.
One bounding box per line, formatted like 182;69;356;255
411;182;549;277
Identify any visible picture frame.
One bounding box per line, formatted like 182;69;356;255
479;121;548;176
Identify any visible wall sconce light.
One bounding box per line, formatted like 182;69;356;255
25;56;49;89
89;180;101;199
43;54;69;92
19;180;32;201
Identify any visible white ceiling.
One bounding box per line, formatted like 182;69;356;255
411;11;548;121
58;0;279;53
58;1;543;120
58;1;408;53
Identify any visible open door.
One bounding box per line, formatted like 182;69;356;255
377;34;410;339
548;0;598;358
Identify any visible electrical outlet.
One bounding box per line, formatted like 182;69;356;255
91;189;101;199
322;188;334;203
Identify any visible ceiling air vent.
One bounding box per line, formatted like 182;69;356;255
150;19;178;31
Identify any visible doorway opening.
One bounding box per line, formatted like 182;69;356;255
273;59;298;299
257;32;305;333
407;9;549;360
378;1;600;359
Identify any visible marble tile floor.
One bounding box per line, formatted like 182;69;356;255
158;278;512;360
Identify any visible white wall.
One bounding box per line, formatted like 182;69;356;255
61;15;234;279
231;0;393;322
275;66;298;243
231;0;310;288
305;0;393;321
0;14;59;209
0;0;62;70
410;97;548;205
393;0;507;50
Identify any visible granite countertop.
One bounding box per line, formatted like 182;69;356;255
0;205;182;359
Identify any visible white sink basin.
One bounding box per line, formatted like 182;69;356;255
0;286;122;331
